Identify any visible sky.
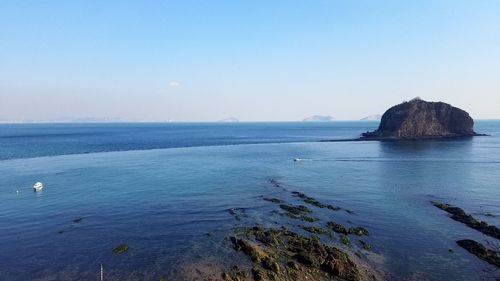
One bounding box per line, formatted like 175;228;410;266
1;0;499;122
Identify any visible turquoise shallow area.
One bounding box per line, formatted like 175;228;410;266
0;121;499;280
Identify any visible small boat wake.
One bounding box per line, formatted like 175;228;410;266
293;158;313;162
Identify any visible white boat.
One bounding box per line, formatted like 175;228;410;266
33;182;43;191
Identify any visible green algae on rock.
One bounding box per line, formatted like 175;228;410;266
327;221;350;235
432;201;500;239
279;204;312;215
301;226;332;237
291;191;341;211
264;196;318;222
229;226;370;281
341;235;350;245
222;181;381;280
298;215;318;222
281;211;318;222
350;227;369;236
327;221;369;237
112;243;129;254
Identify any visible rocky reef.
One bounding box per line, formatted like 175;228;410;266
361;98;480;140
432;201;500;269
213;179;383;281
171;178;384;281
456;239;499;268
432;201;500;239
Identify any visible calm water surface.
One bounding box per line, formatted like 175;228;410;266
0;122;499;280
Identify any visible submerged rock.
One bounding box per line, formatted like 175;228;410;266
269;179;282;188
112;243;129;254
359;240;372;251
361;98;481;140
262;197;283;204
456;239;500;268
282;211;318;222
327;221;349;235
432;201;500;239
228;208;247;221
327;221;369;237
301;226;332;237
221;180;381;280
279;204;312;215
291;191;341;211
350;227;369;236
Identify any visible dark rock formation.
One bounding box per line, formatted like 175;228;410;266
361;98;479;140
456;239;500;268
432;201;500;239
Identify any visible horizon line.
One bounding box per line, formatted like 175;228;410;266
1;119;499;124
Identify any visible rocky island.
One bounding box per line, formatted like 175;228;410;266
361;98;482;140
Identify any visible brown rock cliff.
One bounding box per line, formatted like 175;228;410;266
362;98;477;139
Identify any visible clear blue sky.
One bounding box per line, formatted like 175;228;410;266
1;0;499;121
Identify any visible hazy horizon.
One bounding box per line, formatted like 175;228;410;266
2;1;499;122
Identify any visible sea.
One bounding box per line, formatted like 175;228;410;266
0;121;499;281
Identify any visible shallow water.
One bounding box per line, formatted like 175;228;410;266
0;121;499;280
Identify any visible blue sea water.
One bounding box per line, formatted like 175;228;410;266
0;121;499;280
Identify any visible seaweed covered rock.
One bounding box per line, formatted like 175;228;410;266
112;243;129;254
362;98;479;140
432;201;500;239
291;191;341;211
456;239;500;268
327;221;369;236
229;226;373;281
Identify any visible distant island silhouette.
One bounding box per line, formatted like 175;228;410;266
302;115;335;122
218;117;240;122
360;114;381;121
